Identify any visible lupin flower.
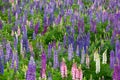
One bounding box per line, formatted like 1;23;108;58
81;47;85;64
53;49;59;69
78;66;83;80
17;26;21;36
76;45;79;56
22;25;29;53
5;42;13;62
0;45;4;62
54;15;62;25
30;20;33;29
58;42;61;51
34;22;40;34
41;51;47;71
95;53;100;74
63;33;67;48
48;72;52;80
102;49;107;64
86;54;90;69
14;32;18;49
115;40;120;58
113;64;120;80
78;18;84;33
0;20;2;30
41;26;48;35
68;44;73;61
94;50;98;61
20;37;25;58
26;56;36;80
0;58;4;74
41;69;46;79
60;58;67;78
15;12;18;20
0;45;4;74
102;10;108;22
8;8;11;23
71;62;77;80
29;42;34;57
110;50;115;69
11;50;19;72
90;19;97;33
32;32;36;40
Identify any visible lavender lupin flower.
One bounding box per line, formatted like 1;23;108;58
8;9;11;23
78;18;84;33
48;72;52;80
14;32;18;49
0;45;4;62
113;64;120;80
5;42;13;62
53;49;59;69
41;51;47;71
0;20;2;30
115;40;120;58
63;33;67;48
30;20;33;29
11;50;19;72
0;45;4;74
26;56;36;80
34;22;40;34
22;25;29;53
68;44;73;61
33;32;36;40
76;45;79;56
20;37;25;58
90;19;97;33
81;47;85;64
0;57;4;74
110;50;115;69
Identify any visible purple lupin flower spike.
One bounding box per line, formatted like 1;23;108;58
68;44;73;61
110;50;115;69
0;44;4;68
90;19;97;33
8;8;11;23
34;22;40;34
0;45;4;62
41;51;47;71
11;50;19;72
30;20;33;29
22;25;29;53
48;43;52;58
86;32;90;47
26;56;36;80
102;10;108;23
14;32;18;49
55;14;62;25
53;49;59;69
33;32;36;40
48;72;52;80
113;64;120;80
81;47;85;64
0;56;4;74
76;45;79;56
115;40;120;58
5;42;13;62
0;20;3;30
78;19;84;33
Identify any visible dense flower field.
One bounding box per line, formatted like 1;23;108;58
0;0;120;80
